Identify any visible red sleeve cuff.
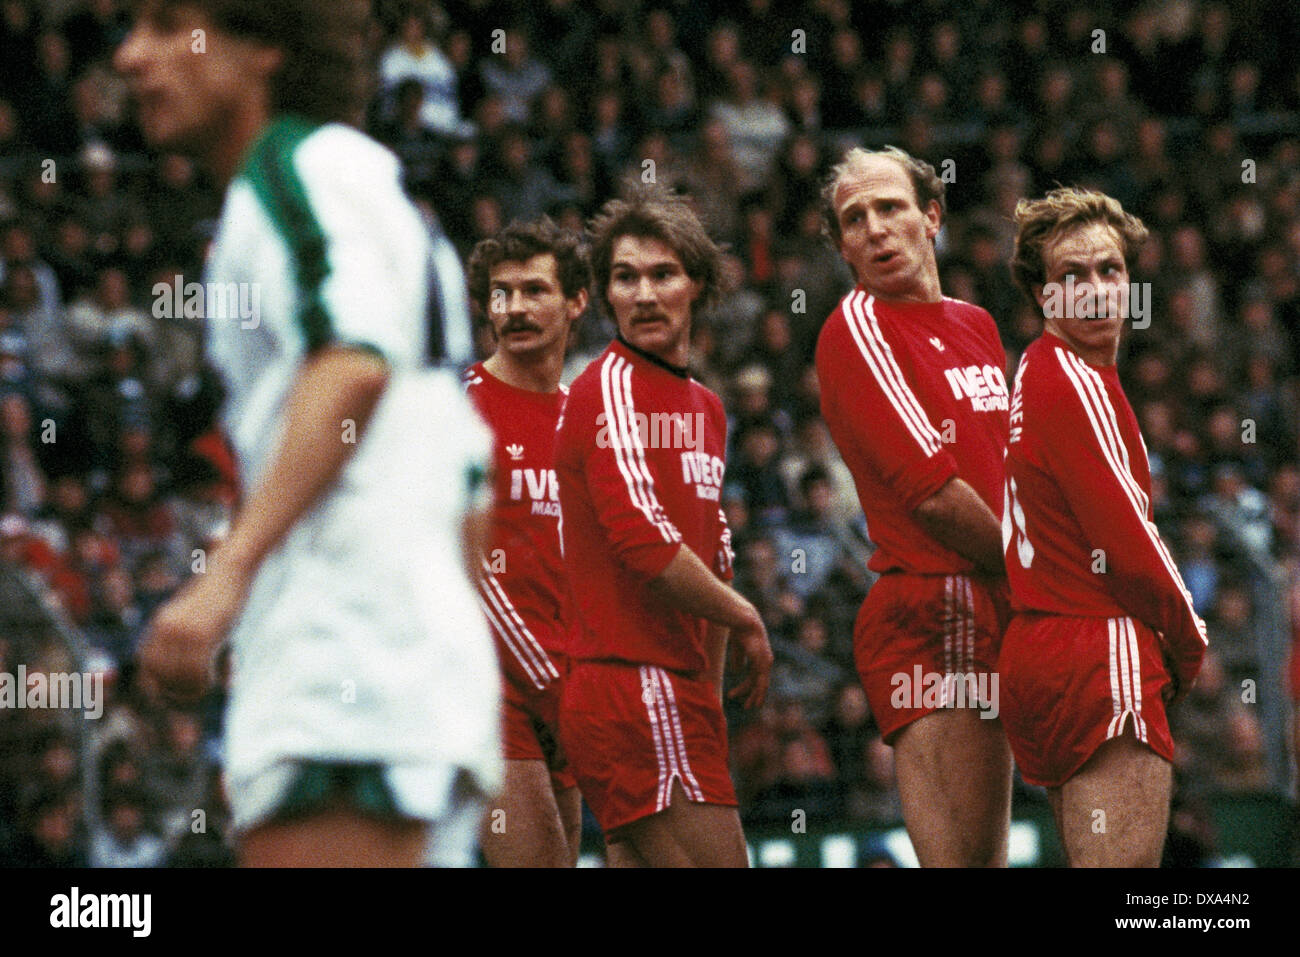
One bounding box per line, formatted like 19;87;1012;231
898;451;960;512
619;539;684;583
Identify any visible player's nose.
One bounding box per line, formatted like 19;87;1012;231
635;275;657;302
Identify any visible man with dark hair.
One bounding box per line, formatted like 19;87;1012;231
814;145;1014;866
463;218;588;866
118;0;500;867
554;185;772;867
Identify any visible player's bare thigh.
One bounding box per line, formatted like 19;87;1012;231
604;832;648;867
1050;733;1172;867
240;809;428;867
480;758;578;867
893;707;1012;867
610;780;747;867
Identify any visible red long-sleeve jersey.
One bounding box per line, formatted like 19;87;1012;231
464;362;568;690
1003;332;1208;687
815;288;1010;574
555;336;733;675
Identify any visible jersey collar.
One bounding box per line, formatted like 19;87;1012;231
234;113;322;184
615;333;691;379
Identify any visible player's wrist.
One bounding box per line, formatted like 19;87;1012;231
208;539;261;588
724;600;763;634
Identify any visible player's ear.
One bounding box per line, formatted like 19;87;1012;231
245;39;284;85
923;199;942;240
566;288;589;321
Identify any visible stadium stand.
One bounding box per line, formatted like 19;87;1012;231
0;0;1296;865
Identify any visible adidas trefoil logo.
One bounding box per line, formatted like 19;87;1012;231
506;443;525;460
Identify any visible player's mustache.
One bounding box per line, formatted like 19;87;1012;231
502;320;542;334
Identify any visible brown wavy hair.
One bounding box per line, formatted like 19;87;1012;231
587;183;726;323
1010;187;1149;304
466;217;591;315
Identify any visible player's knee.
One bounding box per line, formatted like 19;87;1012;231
962;831;1008;868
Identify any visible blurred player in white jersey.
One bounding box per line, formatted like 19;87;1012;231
464;219;589;866
116;0;501;867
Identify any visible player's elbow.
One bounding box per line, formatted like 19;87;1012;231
912;495;941;527
320;346;391;410
629;539;685;586
1107;563;1196;620
911;477;958;526
346;353;392;398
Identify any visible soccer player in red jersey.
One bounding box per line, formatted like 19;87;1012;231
1001;188;1207;866
465;219;590;866
555;186;773;867
814;146;1013;866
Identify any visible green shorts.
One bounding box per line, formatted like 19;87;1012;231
234;761;486;864
267;762;402;823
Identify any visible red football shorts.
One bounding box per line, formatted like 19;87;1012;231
559;660;737;834
502;651;576;791
998;612;1175;788
854;572;1010;745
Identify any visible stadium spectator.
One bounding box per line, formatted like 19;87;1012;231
91;786;166;867
378;6;463;138
707;61;789;194
374;79;445;195
63;0;129;69
0;390;46;516
479;27;551;127
13;790;86;867
487;124;573;224
771;465;868;605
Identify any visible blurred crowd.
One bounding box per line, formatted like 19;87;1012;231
0;0;1297;865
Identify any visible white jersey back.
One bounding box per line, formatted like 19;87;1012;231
203;116;500;804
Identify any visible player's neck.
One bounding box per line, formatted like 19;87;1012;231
864;278;943;305
206;98;274;188
1044;325;1118;367
483;350;563;393
862;260;943;305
